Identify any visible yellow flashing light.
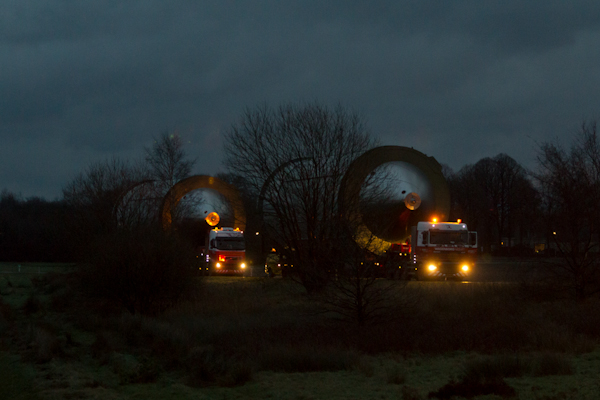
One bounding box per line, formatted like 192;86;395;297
457;219;461;223
205;212;220;226
432;218;438;223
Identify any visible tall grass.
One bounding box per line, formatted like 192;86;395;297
18;273;600;388
0;353;39;400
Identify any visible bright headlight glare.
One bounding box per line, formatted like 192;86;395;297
241;263;246;269
428;264;437;271
216;263;221;268
461;265;469;272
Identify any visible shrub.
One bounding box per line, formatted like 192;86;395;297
83;227;198;315
531;352;574;376
22;294;43;316
401;386;424;400
91;331;122;364
428;377;516;399
27;325;62;363
385;363;407;385
0;353;39;400
185;346;252;387
354;356;375;377
257;344;359;373
0;297;14;322
0;276;12;295
462;354;530;381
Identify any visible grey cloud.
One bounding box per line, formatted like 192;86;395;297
2;1;600;199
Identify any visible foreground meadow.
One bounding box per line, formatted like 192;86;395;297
1;264;600;399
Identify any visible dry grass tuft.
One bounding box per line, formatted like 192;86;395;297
22;293;43;316
5;270;598;396
428;377;517;399
27;325;62;363
462;354;530;381
385;362;407;384
257;344;359;373
184;346;253;387
530;352;574;376
401;385;424;400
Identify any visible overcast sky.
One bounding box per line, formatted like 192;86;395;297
2;1;600;200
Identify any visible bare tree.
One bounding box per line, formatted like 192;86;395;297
145;132;198;224
316;217;413;326
145;132;196;192
224;103;377;292
62;157;149;252
534;121;600;300
0;191;72;262
84;227;197;315
449;154;537;253
63;154;199;314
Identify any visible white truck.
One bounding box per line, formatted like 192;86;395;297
206;227;246;275
384;219;477;280
411;220;477;280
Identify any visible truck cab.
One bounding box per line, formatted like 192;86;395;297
207;227;246;275
412;220;477;280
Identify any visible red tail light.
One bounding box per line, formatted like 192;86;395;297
219;255;226;262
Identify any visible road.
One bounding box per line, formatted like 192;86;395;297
463;257;557;283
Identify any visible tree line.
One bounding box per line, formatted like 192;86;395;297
2;104;600;305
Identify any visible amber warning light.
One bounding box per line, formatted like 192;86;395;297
205;212;220;226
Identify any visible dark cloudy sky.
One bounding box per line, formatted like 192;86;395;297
3;1;600;200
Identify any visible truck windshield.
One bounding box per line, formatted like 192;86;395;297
215;238;245;250
429;230;468;245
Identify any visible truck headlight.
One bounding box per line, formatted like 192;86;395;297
461;265;469;272
428;264;437;271
241;263;246;269
216;263;221;268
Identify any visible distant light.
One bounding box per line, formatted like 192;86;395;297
432;218;438;223
457;219;461;223
255;232;260;235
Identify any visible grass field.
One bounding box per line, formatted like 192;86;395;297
0;262;77;274
1;264;599;399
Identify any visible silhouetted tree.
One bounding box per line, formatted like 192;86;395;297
223;103;377;292
145;132;197;223
450;154;537;253
62;137;201;313
534;121;600;300
83;227;197;315
62;158;149;257
317;219;413;326
0;190;72;262
145;132;196;192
